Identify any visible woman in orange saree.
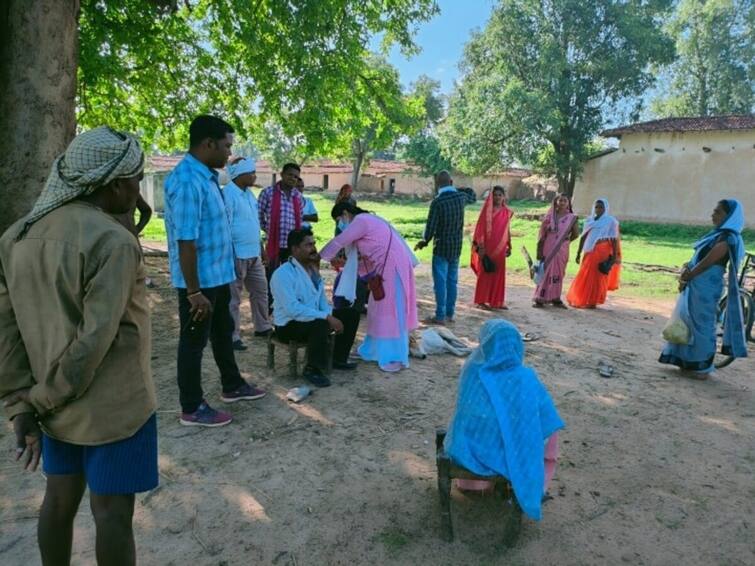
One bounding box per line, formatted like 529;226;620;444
471;186;513;309
566;198;622;308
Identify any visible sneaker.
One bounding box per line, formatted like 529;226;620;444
180;401;232;427
303;370;331;388
221;383;267;403
232;339;247;351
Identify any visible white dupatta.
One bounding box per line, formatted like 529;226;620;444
582;198;619;253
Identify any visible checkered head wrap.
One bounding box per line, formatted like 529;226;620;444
17;126;145;239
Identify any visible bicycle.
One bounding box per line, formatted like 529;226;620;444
714;251;755;368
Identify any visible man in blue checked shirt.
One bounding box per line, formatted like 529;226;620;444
415;170;476;325
164;115;266;428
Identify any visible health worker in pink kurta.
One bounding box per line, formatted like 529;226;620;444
321;202;419;372
533;194;579;307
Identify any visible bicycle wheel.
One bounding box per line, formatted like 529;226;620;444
714;290;753;368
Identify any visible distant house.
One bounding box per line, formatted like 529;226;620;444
573;115;755;227
140;156;531;211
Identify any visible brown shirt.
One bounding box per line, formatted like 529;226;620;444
0;202;156;445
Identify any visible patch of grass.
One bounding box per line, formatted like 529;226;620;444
142;192;754;298
374;527;410;556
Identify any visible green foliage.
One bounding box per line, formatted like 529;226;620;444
76;0;439;151
439;0;675;195
325;54;427;169
409;75;445;125
651;0;755;117
400;132;453;176
248;120;310;170
78;0;209;150
399;74;452;175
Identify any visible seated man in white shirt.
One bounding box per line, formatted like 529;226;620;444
270;228;359;387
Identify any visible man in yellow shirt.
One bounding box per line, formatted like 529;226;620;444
0;127;157;566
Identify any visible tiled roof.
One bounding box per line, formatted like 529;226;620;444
601;115;755;137
145;155;531;177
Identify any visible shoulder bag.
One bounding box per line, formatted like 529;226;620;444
363;227;393;301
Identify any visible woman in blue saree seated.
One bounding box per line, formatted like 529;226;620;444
444;319;564;521
659;199;748;376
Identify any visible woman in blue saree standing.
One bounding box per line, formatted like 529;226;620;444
659;199;748;375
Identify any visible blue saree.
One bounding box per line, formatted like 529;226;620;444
444;320;564;520
659;199;748;371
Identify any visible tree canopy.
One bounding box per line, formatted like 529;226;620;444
76;0;439;151
439;0;675;195
399;75;453;176
651;0;755;117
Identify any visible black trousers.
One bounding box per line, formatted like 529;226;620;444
275;308;360;372
177;285;245;413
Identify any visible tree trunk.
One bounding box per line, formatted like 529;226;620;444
557;172;573;198
351;140;366;190
0;1;80;234
566;169;576;197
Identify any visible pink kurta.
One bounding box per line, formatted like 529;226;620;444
534;212;576;303
321;214;418;339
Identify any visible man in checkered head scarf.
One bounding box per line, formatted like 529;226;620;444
0;125;156;563
17;126;145;239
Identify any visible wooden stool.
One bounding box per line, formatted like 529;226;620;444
435;428;523;544
266;333;335;377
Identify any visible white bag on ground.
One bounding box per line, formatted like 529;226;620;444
421;328;473;357
662;288;692;345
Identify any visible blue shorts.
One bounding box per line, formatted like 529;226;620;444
42;414;158;495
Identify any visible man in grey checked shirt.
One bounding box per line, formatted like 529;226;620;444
415;170;476;325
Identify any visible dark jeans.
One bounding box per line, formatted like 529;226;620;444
177;285;245;413
275;308;360;373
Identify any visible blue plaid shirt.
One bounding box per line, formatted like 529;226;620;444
164;154;235;289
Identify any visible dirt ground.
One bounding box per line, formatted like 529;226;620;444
1;257;754;566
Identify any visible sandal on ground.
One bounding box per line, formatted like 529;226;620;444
423;317;446;326
532;302;545;308
598;361;615;378
522;332;541;342
551;300;568;309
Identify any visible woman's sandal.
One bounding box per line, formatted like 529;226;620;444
598;361;615;378
551;300;568;309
